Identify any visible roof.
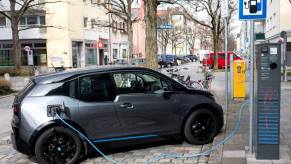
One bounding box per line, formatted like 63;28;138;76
32;66;154;84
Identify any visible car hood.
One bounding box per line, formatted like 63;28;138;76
186;89;215;100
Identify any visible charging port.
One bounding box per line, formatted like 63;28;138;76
47;105;64;117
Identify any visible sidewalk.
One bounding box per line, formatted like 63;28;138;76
209;80;291;164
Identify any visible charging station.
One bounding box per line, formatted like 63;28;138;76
254;43;281;160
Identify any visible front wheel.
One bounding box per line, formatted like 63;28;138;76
35;126;83;164
184;109;219;145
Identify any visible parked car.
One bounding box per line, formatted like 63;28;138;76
202;51;243;69
132;58;146;66
114;59;128;65
186;55;198;62
11;66;224;163
158;54;175;67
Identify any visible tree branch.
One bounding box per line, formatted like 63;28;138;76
0;11;11;20
18;25;62;31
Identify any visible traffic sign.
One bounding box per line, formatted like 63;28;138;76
24;46;30;52
158;23;173;29
239;0;267;20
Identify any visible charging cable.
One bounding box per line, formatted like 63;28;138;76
55;101;248;164
144;101;248;163
55;114;121;164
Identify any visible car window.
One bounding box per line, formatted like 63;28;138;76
113;72;167;94
46;80;77;98
79;74;116;102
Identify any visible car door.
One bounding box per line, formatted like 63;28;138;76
112;71;179;136
76;73;122;140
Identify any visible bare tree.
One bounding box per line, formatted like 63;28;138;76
157;15;171;54
176;0;236;69
169;29;185;55
183;21;199;55
0;0;61;70
100;0;138;62
144;0;159;69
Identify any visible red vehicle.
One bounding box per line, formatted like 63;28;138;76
202;51;242;69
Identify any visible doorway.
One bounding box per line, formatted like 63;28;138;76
72;41;83;68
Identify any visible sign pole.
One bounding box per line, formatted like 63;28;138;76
224;17;229;112
249;20;255;154
222;0;229;112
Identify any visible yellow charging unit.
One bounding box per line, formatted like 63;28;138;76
233;60;246;99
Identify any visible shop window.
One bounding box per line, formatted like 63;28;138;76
0;49;14;66
113;49;118;59
3;44;12;48
34;43;46;48
85;43;97;65
122;49;127;58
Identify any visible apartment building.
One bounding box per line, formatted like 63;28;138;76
0;0;129;68
0;0;47;67
265;0;291;66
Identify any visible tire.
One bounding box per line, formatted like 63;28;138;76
184;109;219;145
35;126;83;164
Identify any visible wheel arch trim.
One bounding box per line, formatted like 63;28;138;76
29;120;89;156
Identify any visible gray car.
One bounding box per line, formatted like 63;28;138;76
11;66;224;164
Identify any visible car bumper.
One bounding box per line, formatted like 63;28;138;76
11;125;33;155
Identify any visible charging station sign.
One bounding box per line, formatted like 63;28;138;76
239;0;267;20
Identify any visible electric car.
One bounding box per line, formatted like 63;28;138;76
11;66;224;164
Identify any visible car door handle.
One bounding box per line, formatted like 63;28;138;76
120;103;134;109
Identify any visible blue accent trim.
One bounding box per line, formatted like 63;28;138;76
259;141;278;145
239;0;267;20
93;135;159;143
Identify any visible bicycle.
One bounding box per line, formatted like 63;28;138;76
166;68;204;89
195;69;214;90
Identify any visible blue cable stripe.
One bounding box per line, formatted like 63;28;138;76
93;135;159;143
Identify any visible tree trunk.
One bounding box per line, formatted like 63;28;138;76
212;30;219;70
10;0;21;70
127;20;133;62
144;0;158;70
12;24;21;70
127;0;133;63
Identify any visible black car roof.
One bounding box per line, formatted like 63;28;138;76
32;66;156;84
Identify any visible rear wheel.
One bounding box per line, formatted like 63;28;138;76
35;126;82;164
184;109;218;145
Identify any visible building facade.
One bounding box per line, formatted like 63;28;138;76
0;0;129;68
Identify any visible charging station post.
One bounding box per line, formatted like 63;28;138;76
239;0;267;156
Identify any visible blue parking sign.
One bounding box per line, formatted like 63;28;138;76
239;0;267;20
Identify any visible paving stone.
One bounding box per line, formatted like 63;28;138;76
272;159;291;164
223;150;245;158
222;158;246;164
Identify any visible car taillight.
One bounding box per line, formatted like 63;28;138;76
13;104;21;114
